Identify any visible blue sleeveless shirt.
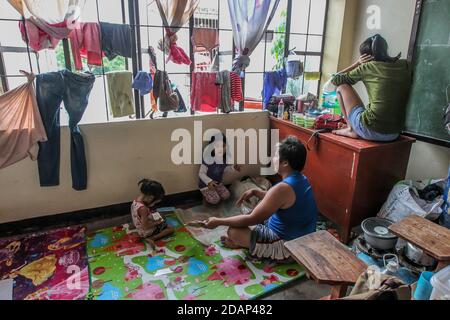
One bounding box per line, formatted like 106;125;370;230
268;172;317;241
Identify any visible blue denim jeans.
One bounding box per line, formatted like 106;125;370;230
349;106;400;142
36;70;95;190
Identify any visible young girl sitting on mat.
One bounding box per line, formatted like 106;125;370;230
331;34;412;142
199;133;241;205
131;179;174;247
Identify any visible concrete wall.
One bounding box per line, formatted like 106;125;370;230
326;0;449;180
0;112;269;224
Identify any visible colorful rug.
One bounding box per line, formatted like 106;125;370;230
87;215;304;300
0;226;89;300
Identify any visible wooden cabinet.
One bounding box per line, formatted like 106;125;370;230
270;117;416;243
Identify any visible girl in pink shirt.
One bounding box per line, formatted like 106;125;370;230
131;179;174;247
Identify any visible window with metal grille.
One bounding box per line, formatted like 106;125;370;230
0;0;328;123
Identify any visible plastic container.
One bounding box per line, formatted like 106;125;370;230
414;271;434;300
381;255;400;276
356;252;380;267
380;254;417;285
430;265;450;300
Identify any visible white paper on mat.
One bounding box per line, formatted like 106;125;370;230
0;279;14;300
175;177;272;246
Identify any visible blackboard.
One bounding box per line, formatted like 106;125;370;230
405;0;450;144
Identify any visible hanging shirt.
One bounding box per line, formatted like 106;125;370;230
69;22;103;70
262;68;287;109
0;73;47;169
230;72;244;102
100;22;133;61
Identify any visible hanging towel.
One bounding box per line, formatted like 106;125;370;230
69;22;103;70
0;72;47;169
132;71;153;96
100;22;133;61
216;70;232;114
153;70;179;112
191;72;220;112
106;71;135;118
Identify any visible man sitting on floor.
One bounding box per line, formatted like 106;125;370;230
203;136;318;262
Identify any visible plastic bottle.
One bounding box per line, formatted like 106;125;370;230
321;78;340;115
278;99;284;118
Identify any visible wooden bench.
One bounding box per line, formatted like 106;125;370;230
284;230;367;299
389;215;450;271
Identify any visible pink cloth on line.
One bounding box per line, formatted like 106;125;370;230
0;73;47;169
69;22;103;70
191;72;220;112
19;18;71;52
168;42;192;65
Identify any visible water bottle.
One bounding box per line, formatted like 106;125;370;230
278;99;284;118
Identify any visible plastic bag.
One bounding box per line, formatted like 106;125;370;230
440;166;450;227
377;179;445;223
323;77;337;94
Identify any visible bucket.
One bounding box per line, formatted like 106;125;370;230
414;272;434;300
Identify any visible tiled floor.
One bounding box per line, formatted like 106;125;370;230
86;214;332;300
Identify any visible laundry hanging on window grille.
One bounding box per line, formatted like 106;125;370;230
0;71;47;170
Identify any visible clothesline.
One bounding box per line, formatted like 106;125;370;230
0;18;322;38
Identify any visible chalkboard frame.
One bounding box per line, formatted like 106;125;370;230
404;0;450;148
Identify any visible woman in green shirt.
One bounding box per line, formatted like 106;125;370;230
331;34;412;141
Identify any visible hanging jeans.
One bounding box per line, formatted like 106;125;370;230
36;70;95;190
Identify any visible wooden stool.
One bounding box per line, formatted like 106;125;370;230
284;231;367;299
389;215;450;271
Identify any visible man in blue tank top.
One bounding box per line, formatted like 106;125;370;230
204;136;317;262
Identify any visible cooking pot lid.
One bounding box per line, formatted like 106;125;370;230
362;218;396;238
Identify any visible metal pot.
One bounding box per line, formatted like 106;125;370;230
361;217;398;250
405;243;437;267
